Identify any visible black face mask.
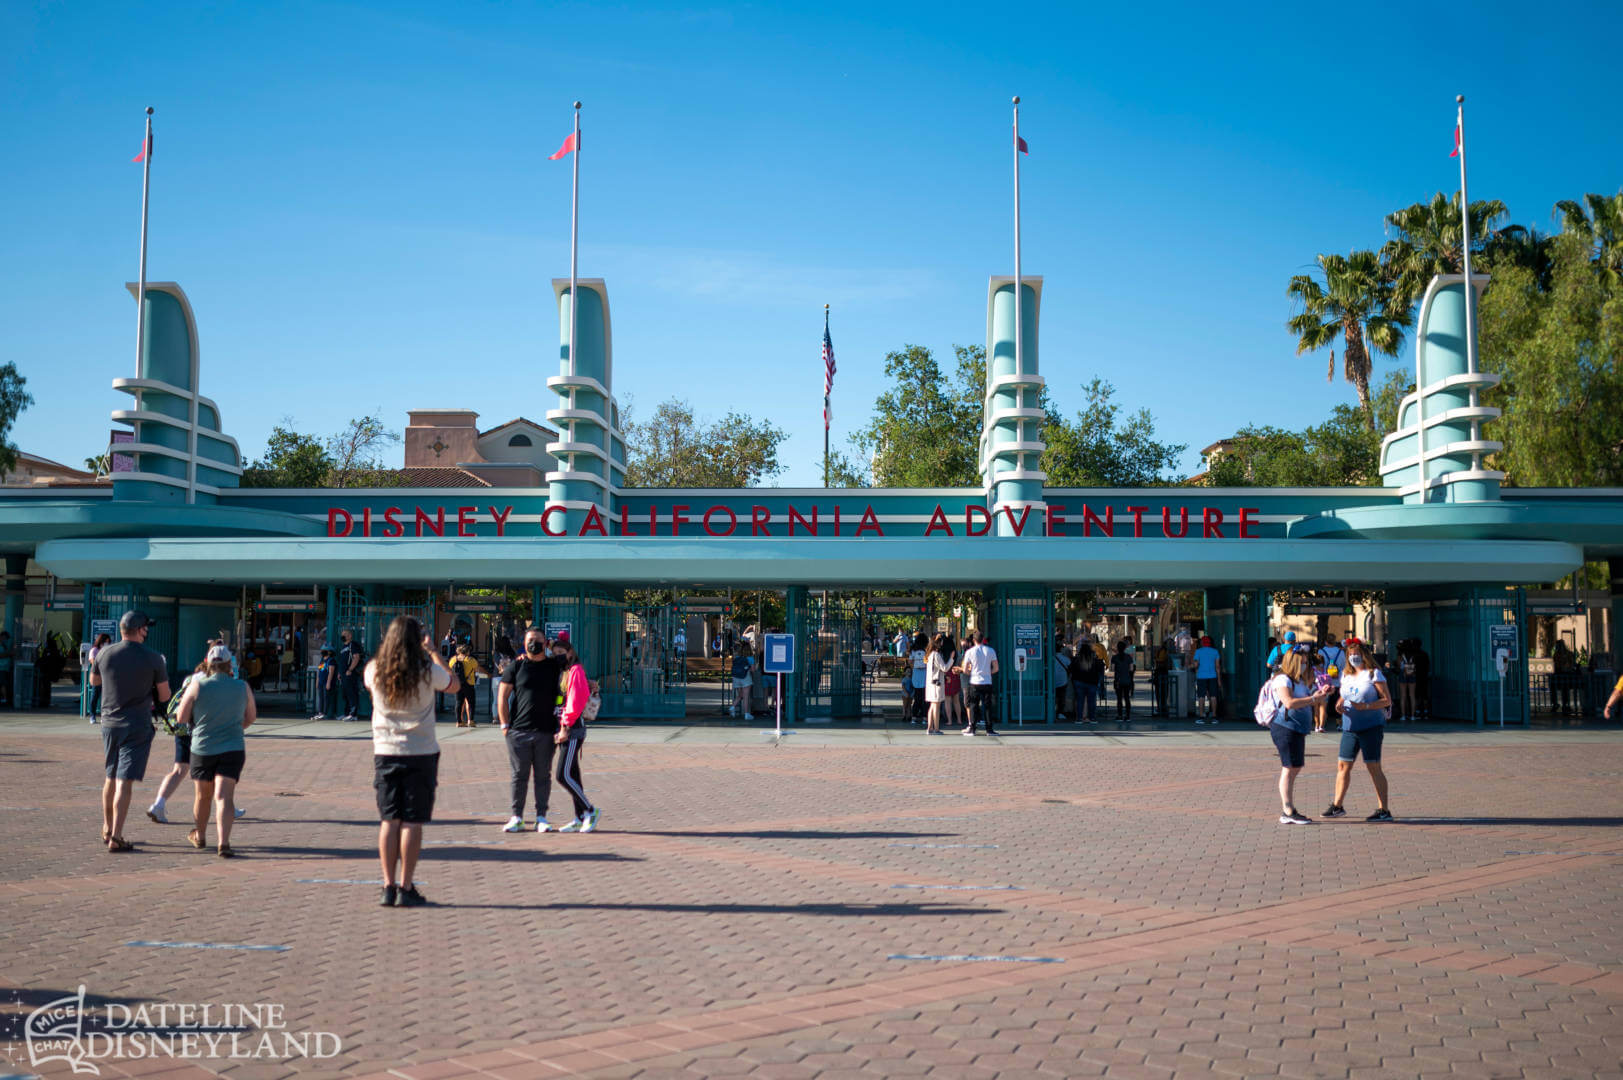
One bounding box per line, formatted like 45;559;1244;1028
525;641;545;655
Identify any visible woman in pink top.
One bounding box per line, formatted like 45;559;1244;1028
551;636;600;833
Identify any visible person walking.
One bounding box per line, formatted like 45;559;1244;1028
1071;635;1103;724
174;644;256;856
552;636;600;833
1265;645;1327;824
368;616;456;907
1110;639;1136;724
1326;637;1394;821
1395;640;1418;722
1604;672;1623;720
924;632;951;735
147;651;209;825
497;627;564;832
450;643;481;727
87;632;112;722
1266;630;1297;674
961;631;999;737
338;629;366;721
90;611;172;852
1193;635;1223;723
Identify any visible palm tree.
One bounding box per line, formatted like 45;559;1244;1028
1380;192;1515;311
1554;190;1623;285
1287;250;1411;432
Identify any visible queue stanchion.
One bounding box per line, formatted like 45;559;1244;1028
763;633;795;739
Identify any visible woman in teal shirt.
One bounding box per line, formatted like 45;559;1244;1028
176;644;257;857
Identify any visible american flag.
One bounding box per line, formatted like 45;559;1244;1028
822;312;836;429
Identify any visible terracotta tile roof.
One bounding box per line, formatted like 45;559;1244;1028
395;467;493;488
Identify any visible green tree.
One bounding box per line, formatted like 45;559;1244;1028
623;399;786;487
1479;231;1623;485
1041;378;1185;486
1555;190;1623;285
1380;192;1517;310
84;452;111;478
0;364;33;478
1287;250;1411;430
851;344;984;487
824;448;870;487
240;423;334;488
327;414;402;488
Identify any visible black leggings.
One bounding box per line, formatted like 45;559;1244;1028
1115;680;1133;717
556;732;595;819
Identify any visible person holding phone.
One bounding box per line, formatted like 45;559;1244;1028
1325;637;1395;821
1267;645;1328;825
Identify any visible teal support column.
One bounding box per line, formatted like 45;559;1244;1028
785;586;808;726
981;277;1046;535
545;280;626;534
4;555;25;645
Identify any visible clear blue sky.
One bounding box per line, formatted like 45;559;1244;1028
5;0;1620;482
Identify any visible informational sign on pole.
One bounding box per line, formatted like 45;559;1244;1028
544;621;572;643
762;633;795;738
91;618;118;641
1013;624;1042;662
1488;624;1518;662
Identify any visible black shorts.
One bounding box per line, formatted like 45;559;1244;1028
374;753;439;822
457;685;476;705
174;735;191;764
190;749;245;783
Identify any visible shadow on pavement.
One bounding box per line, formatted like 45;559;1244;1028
449;901;997;916
633;830;956;840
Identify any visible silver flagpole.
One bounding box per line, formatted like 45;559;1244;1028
136;106;154;374
1455;94;1476;375
1012;96;1023;383
568;101;581;376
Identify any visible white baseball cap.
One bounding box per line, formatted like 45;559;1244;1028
207;644;233;663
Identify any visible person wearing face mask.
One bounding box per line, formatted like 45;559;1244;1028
1325;637;1394;821
1267;645;1328;825
496;628;565;833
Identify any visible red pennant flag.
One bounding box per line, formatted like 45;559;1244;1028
1449;122;1459;158
1014;130;1028;155
549;132;578;160
132;134;151;163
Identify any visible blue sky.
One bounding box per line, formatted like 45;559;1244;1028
4;0;1620;483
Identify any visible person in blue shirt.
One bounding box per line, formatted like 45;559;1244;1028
1325;637;1394;821
1265;630;1297;673
1192;635;1223;723
1268;646;1328;824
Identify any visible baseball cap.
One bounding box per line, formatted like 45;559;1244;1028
1283;631;1297;643
555;630;570;642
119;610;152;633
206;644;233;663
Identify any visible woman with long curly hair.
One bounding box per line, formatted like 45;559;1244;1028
366;616;457;907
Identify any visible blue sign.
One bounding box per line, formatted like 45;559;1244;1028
762;633;795;674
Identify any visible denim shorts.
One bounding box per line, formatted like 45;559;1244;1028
1339;726;1385;764
102;724;154;781
1269;723;1306;768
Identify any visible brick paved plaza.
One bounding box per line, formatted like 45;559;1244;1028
3;716;1621;1079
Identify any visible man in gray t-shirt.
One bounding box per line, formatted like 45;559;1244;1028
90;611;171;851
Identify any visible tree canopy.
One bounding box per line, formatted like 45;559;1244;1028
622;399;786;487
1042;378;1185;486
0;363;33;479
240;415;404;488
850;344;985;487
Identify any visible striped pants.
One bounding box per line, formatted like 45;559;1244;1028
556;730;595;820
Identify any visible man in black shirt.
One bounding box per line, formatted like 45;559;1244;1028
337;630;365;720
497;627;564;832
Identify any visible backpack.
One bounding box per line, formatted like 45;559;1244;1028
1253;677;1281;727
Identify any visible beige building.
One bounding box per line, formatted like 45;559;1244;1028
0;452;107;488
400;411;558;488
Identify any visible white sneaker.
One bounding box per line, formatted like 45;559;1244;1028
145;804;168;824
961;729;975;736
502;816;524;832
557;818;584;833
581;808;601;833
234;807;245;819
535;818;551;833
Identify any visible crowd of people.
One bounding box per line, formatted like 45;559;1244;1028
893;631;1000;735
86;610;601;908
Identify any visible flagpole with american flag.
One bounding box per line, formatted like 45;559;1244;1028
1453;94;1477;376
133;106;154;372
822;303;835;487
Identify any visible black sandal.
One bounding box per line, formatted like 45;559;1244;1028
217;845;236;858
107;837;134;852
